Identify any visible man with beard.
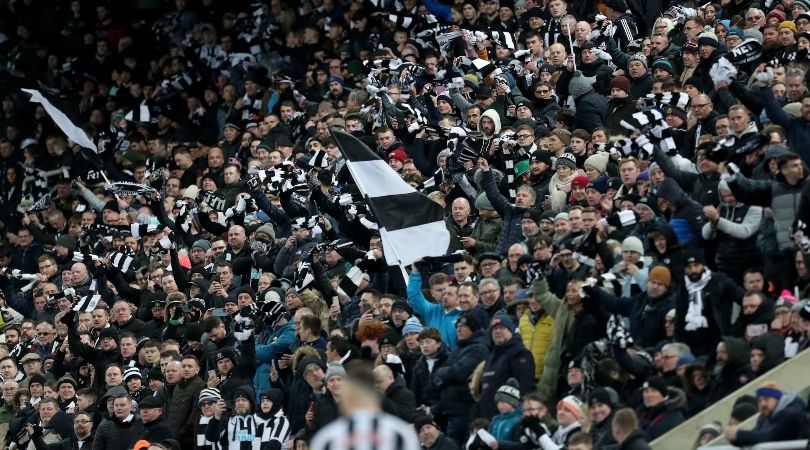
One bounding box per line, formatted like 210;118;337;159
707;336;753;403
206;385;260;447
761;24;785;66
731;291;776;342
675;252;746;356
527;150;553;197
725;382;809;446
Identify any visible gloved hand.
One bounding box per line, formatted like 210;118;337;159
591;48;612;61
524;262;545;285
753;67;774;88
519;415;549;449
61;309;77;325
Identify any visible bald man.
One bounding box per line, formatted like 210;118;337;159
685;94;718;159
446;197;473;253
372;364;417;422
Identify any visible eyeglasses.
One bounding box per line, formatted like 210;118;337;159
480;262;499;268
517;134;533;139
200;401;216;406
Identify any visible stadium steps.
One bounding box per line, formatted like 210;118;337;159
651;347;810;450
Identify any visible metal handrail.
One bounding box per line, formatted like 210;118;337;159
697;440;809;450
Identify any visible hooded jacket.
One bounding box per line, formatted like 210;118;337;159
254;321;296;399
733;392;809;446
411;345;449;410
588;282;676;349
646;223;689;285
654;178;706;246
731;298;776;341
94;412;146;450
605;95;638;136
573;90;608;132
707;336;753;404
750;332;785;376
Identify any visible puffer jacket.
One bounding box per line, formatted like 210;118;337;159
638;387;687;441
254;322;296;398
654;178;706;245
518;309;554;380
411;345;450;410
728;163;808;251
573;90;608;132
93;414;145;450
468;215;503;259
433;330;490;417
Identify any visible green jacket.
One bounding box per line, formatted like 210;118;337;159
532;277;570;401
469;216;502;259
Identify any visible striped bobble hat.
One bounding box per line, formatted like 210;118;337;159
199;387;222;405
123;367;143;382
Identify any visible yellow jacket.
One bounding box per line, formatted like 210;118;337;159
518;309;554;380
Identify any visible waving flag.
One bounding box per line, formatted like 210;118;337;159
331;129;449;266
21;88;97;152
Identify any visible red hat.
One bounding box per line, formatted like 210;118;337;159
572;175;589;188
609;76;631;95
388;148;408;163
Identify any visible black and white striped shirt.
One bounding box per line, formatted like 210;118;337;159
310;411;420;450
257;410;291;450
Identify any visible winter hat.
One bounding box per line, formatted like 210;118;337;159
456;312;482;333
29;373;46;387
328;76;344;86
529;150;562;167
651;59;675;76
609;75;631;96
323;363;347;383
755;381;783;400
584;152;610;174
676;352;696;368
648;266;672;288
391;299;414;316
682;39;700;53
124;367;143;382
642;376;669;397
727;28;745;40
550;128;572;146
769;9;787;22
99;327;120;343
56;235;77;251
489;313;516;332
388;148;408;163
698;421;724;441
698;31;719;47
744;28;763;44
475;193;495;211
586;177;608;194
402;316;424;335
588;387;619;408
515;159;531;178
775;290;797;309
730;400;758;422
192;239;211;251
414;415;439;432
554;212;569;222
779;20;797;33
556;395;585;420
494;378;521;409
628;53;648;69
571;175;589;188
255;224;276;240
569;71;596;97
556;152;577;170
184;322;204;342
621;236;644;255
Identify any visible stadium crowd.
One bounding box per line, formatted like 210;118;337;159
1;0;810;449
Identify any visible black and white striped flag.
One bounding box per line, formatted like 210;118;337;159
21;88;98;152
199;191;226;211
308;150;330;168
110;251;135;274
489;31;516;50
645;92;690;110
107;181;157;197
292;216;319;230
125;102;152;123
129;223;161;240
338;265;366;298
72;294;101;312
331;130;449;266
294;261;315;292
26;193;53;213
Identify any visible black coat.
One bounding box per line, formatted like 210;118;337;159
605;96;638;136
425;433;460;450
478;335;536;419
637;388;686;441
589;285;676;349
93;415;146;450
675;271;746;357
707;336;754;404
619;429;653;450
138;417;175;443
411;346;450;410
434;331;490;417
382;376;418;422
573;90;608;132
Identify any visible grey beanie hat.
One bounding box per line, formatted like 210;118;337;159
568;71;595;97
475;193;495;211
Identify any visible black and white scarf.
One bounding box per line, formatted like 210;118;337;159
684;269;711;331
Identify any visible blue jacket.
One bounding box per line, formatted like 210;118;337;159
254;322;296;399
407;272;460;348
490;407;523;440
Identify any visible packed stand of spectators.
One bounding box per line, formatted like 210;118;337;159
2;0;810;449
